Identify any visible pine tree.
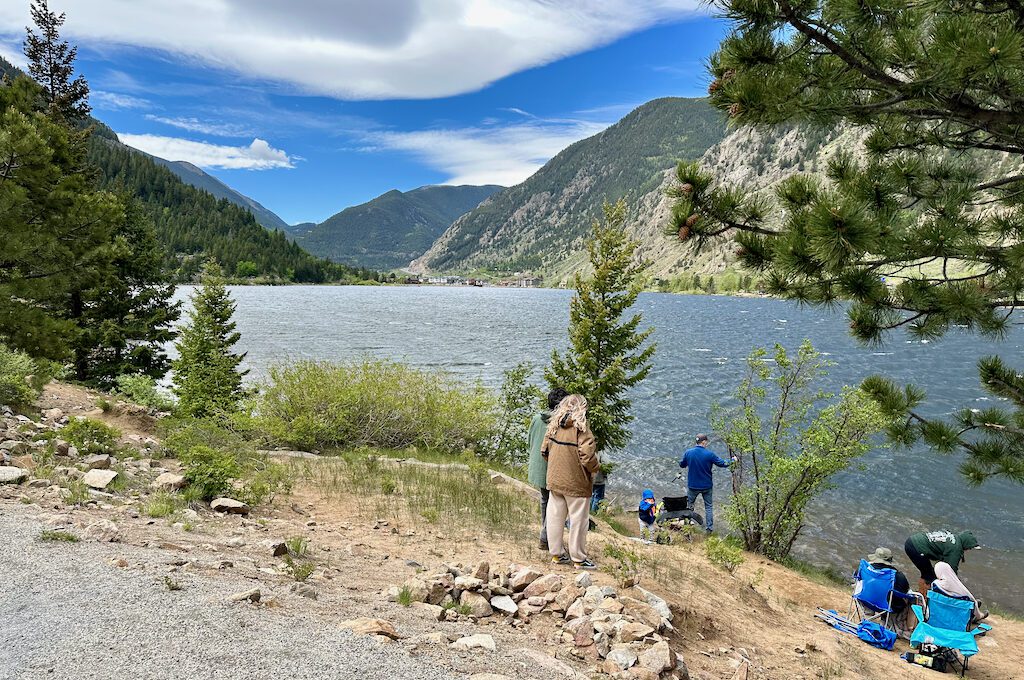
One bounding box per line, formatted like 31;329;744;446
545;199;656;452
23;0;89;121
71;200;181;385
671;1;1024;485
172;262;247;417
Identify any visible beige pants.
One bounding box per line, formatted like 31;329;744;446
546;492;590;562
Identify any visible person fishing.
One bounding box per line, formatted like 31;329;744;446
903;529;980;594
678;433;735;534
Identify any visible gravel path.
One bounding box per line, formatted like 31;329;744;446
0;508;460;680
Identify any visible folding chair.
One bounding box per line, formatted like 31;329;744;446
909;590;993;677
848;560;922;637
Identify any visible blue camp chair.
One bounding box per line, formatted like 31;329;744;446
910;590;992;676
848;560;922;636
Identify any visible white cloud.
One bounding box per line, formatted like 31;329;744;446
369;117;610;186
92;90;151;110
145;114;251;137
117;133;295;170
0;2;703;100
0;37;26;69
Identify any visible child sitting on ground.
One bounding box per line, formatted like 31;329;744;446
638;489;657;540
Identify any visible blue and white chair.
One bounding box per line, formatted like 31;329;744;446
910;590;993;677
848;560;922;636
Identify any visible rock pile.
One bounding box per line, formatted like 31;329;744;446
389;561;687;680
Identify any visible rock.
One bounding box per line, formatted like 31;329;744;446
450;634;496;652
621;597;663;630
270;541;289;557
411;602;444;621
639;641;676;673
490;594;518;615
523;573;563;598
553;584;583;613
454;575;485;591
83;519;120;542
414;631;450;645
84;454;111;470
229;588;261;603
635;586;673;623
566;617;595;647
340;618;403;640
210;498;250;515
0;467;28;485
598;597;623;614
290;583;318;599
509;566;543;591
0;440;28;456
41;408;64;421
402;577;430;603
565;598;586;620
469;675;512;680
607;646;639;670
152;472;186;490
26;478;49;488
617;621;656;643
460;590;493;618
574;572;593;588
595;631;611;658
223;536;246;548
627;668;659;680
600;585;618;598
53;440;71;457
82;469;118;490
472;560;490;581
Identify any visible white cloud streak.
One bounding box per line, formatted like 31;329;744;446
0;37;26;69
117;134;295;170
144;114;252;137
92;90;151;110
0;1;703;100
369;117;610;186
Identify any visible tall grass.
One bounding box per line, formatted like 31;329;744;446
296;452;534;543
251;359;497;454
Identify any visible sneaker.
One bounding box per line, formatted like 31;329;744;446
551;554;571;565
574;559;597;570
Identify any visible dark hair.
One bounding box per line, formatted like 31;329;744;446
547;387;569;410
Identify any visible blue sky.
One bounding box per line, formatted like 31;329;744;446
0;2;726;225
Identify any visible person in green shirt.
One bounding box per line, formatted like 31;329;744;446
904;529;980;593
527;387;568;551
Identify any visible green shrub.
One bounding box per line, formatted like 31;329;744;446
252;359;497;454
179;445;239;501
483;362;543;469
114;374;175;412
396;586;413;607
39;529;78;542
285;536;308;557
61;418;121;456
704;535;744;573
144;492;181;518
0;342;49;407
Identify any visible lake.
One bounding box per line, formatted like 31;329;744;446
174;285;1024;612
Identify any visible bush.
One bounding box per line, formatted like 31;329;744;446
178;445;240;501
61;418;121;456
114;374;175;412
483;362;543;469
704;535;744;573
0;342;49;407
251;359;497;454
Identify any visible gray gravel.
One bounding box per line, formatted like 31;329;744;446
0;508;460;680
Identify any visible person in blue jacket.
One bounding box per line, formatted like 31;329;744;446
679;433;734;533
638;489;657;540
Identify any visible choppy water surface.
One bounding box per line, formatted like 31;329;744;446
175;285;1023;611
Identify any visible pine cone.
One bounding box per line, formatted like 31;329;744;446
728;102;743;118
708;79;721;94
680;183;694;196
678;225;691;242
735;246;747;258
685;214;701;229
722;69;736;82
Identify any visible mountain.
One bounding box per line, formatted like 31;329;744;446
413;97;727;277
414;98;862;284
295;184;503;270
149;158;289;231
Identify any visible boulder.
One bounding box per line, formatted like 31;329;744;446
411;602;445;621
472;560;490;581
460;590;493;618
0;467;28;485
0;440;28;456
621;597;663;630
153;472;186;490
523;573;563;598
607;645;639;670
616;621;656;643
425;580;448;605
635;586;673;623
639;641;676;673
598;597;624;614
82;469;118;490
450;633;496;652
566;616;595;647
553;584;584;613
83;519;120;542
509;566;543;591
290;583;318;599
340;618;403;640
402;578;429;603
595;631;610;658
490;594;518;615
454;575;485;591
53;440;71;457
84;454;111;470
210;498;250;515
271;541;289;557
628;668;659;680
565;598;586;620
574;572;593;588
229;588;261;603
517;648;583;678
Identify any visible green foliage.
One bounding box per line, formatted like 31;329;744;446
484;362;543;469
602;542;644;584
0;342;48;406
143;491;181;518
39;529;79;542
704;535;743;573
61;417;121;456
676;0;1024;484
62;479;90;505
546;200;656;451
284;556;315;582
715;341;888;561
172;261;247;418
396;586;414;607
163;576;183;591
177;445;239;502
24;0;90;122
251;358;496;454
234;260;258;278
114;373;175;412
285;536;308;557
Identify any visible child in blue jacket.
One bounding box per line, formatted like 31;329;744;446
638;489;657;540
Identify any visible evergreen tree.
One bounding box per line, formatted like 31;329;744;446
71;200;181;385
671;0;1024;485
24;0;89;121
172;262;247;418
546;199;656;452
